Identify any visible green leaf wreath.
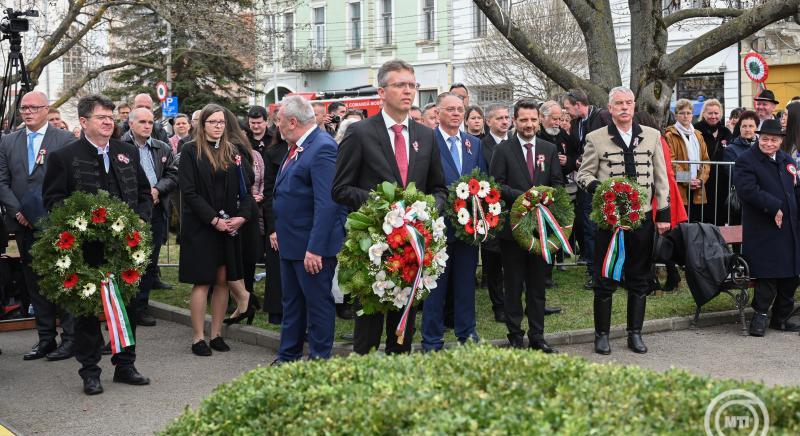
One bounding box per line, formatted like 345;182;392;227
31;190;152;317
444;168;504;246
509;186;574;259
589;177;647;231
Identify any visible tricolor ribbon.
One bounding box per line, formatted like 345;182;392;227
601;227;626;281
395;203;427;344
100;274;135;355
471;196;489;243
535;204;574;263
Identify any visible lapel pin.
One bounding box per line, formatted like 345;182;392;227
464;138;472;155
35;148;47;165
412;141;419;152
117;154;130;164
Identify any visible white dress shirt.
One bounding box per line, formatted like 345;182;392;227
619;127;633;147
490;132;507;145
381;109;410;157
518;134;536;158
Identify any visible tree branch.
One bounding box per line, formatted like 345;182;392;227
51;60;158;108
663;7;745;28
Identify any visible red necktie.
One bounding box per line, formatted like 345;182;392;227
283;142;297;169
391;124;408;186
524;143;535;182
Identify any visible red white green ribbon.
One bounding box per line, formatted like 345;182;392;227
535;204;574;263
395;203;427;344
471;196;489;243
601;227;626;281
100;275;135;354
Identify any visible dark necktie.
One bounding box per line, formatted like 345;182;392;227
524;142;535;182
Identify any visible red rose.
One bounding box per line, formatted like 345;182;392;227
387;227;407;249
453;199;466;212
121;269;140;285
603;203;616;215
56;231;76;250
486;189;501;204
622;184;632;193
603;191;616;202
91;207;107;224
468;179;480;195
629;212;640;222
613;184;624;193
631;201;641;211
630;191;640;202
125;231;141;248
607;215;618;225
63;273;78;289
465;220;475;235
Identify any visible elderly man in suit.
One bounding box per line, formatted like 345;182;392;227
577;86;670;356
272;96;346;363
489;99;563;353
0;91;76;361
333;59;447;355
43;94;152;395
421;92;487;351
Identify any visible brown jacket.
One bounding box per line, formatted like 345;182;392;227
663;125;710;205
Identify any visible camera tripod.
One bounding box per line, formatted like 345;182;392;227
0;29;32;138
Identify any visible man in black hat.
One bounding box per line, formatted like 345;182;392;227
754;89;779;128
733;119;800;337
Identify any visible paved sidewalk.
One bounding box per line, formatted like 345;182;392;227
0;320;274;435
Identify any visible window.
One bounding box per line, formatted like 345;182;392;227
265;14;276;60
284;13;294;53
313;7;325;51
676;73;725;104
474;5;487;38
349;2;361;49
380;0;393;45
418;89;438;107
423;0;435;41
472;85;514;106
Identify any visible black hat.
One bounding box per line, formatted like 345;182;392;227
754;89;779;105
756;119;786;136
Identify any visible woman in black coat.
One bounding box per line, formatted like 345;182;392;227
695;99;733;225
261;127;288;324
179;104;257;356
733;119;800;337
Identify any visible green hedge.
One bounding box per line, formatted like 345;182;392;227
163;345;800;435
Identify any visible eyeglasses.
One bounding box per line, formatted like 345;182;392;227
386;82;420;90
205;120;226;127
19;105;47;113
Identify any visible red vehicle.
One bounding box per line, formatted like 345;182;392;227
269;86;382;117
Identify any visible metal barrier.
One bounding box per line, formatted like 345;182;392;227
671;160;736;227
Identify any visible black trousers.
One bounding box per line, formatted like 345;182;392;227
752;277;798;322
500;239;547;340
17;227;75;344
74;298;138;380
353;307;417;355
134;207;166;314
481;247;504;313
593;216;655;298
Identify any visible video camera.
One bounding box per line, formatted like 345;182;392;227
1;8;38;35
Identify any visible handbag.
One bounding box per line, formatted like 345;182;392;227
725;186;741;213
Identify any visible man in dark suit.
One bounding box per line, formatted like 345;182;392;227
481;104;510;322
0;91;76;361
332;59;447;355
121;108;178;326
489;99;563;353
43;94;152;395
421;92;487;351
272;96;346;363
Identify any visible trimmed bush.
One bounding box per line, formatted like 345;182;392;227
163;345;800;435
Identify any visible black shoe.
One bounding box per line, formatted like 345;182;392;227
137;311;157;327
192;340;212;356
209;336;230;352
46;341;75;361
584;277;594;290
544;307;562;316
223;295;257;325
270;358;287;367
113;366;151;385
544;277;556;288
768;319;800;332
594;333;611;355
101;342;111;355
627;331;648;353
493;311;507;323
530;340;558;354
23;339;57;360
749;313;768;337
83;377;103;395
153;280;173;290
336;304;354;320
507;334;525;349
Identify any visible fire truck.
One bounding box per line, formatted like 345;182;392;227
268;85;383;116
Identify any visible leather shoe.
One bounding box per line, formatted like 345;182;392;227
530;340;558;354
584;277;594;290
270;358;287;367
101;342;111;355
336;304;354;320
83;377;103;395
192;340;212;356
769;319;800;332
113;367;150;385
46;341;75;361
544;307;562;316
627;331;648;353
137;311;156;327
749;312;768;337
594;333;611;355
153;280;173;290
209;336;230;352
544;278;556;288
507;334;525;349
23;339;57;360
493;311;507;323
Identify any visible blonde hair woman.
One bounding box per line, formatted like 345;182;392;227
665;99;711;221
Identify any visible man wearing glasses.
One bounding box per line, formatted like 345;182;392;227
333;59;447;355
0;91;76;362
43;94;152;395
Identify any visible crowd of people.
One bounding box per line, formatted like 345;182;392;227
2;58;800;395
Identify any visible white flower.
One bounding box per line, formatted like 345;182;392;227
81;283;96;298
132;250;147;265
477;181;490;198
410;201;429;221
55;256;71;271
488;203;502;216
72;217;88;232
372;271;394;298
422;274;438;290
457;208;470;225
456;182;470;200
111;217;125;233
432;216;446;238
382;206;406;235
392;286;412;309
476;220;487;235
368;242;389;266
434;249;449;268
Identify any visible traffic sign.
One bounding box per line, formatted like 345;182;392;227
162;96;178;117
156;81;168;102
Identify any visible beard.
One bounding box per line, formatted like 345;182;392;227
545;127;560;136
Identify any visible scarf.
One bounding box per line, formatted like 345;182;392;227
675;122;700;179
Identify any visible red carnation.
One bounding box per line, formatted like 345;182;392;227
91;207;107;224
121;269;140;284
465;219;475;235
486;189;501;204
387;227;407;249
56;231;76;250
613;184;624;193
386;253;404;272
401;266;417;284
468;179;480;195
629;212;640;222
125;231;141;248
453;199;466;212
603;203;616;215
603;191;616;202
423;250;433;266
63;273;79;289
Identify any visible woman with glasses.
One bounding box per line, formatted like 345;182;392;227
665;99;711;222
178;104;257;356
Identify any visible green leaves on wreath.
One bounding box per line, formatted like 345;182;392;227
444;168;504;246
589;177;647;230
509;186;574;255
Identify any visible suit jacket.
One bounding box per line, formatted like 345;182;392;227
436;129;488;242
274;126;346;261
570;106;609;154
0;124;74;230
262;140;288;236
43;137;153;221
489;135;563;240
120;131;179;198
332;114;447;212
481;133;505;170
